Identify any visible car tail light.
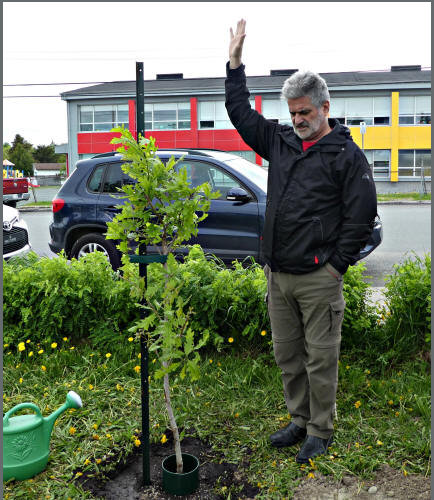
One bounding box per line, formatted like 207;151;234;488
52;198;65;213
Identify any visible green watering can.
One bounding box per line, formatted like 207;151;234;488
3;391;82;481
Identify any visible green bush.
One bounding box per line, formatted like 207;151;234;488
3;251;138;347
378;253;431;362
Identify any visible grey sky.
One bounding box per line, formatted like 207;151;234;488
3;2;431;146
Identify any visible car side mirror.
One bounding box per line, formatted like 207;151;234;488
226;187;252;203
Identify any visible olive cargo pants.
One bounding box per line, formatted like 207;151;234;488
264;263;345;439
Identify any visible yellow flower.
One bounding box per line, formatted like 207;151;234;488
261;330;266;336
137;353;141;359
364;369;370;374
376;440;383;446
345;365;350;370
354;400;362;409
84;459;91;465
88;384;94;390
106;434;112;439
209;359;213;364
38;349;44;354
116;383;124;391
19;378;23;384
41;365;47;372
18;342;25;352
51;342;57;349
92;423;99;430
28;351;33;357
63;337;68;341
307;472;315;479
26;339;31;344
395;411;400;417
161;434;168;444
92;434;100;440
388;400;394;405
128;337;134;342
234;412;240;418
355;442;360;448
70;346;75;350
75;472;83;477
69;427;76;435
134;439;141;447
134;365;141;373
4;343;9;348
403;469;408;477
228;337;234;343
96;458;102;464
105;353;112;359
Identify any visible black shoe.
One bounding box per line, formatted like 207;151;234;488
270;422;307;448
296;435;333;463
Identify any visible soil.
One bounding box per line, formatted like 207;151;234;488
76;435;431;500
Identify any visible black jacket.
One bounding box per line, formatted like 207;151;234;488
225;63;377;275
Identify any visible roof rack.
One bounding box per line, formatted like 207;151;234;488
91;152;121;159
157;148;226;157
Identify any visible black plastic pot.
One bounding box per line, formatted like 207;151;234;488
162;453;199;495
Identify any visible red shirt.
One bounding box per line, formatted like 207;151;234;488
302;140;318;152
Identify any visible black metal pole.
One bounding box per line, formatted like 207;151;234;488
136;61;150;486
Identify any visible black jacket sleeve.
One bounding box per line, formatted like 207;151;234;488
328;147;377;274
225;62;278;161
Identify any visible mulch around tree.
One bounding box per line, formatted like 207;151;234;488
75;431;260;499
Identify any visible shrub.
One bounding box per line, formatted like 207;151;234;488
377;253;431;362
3;251;138;347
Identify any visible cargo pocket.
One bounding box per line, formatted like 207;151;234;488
329;298;346;340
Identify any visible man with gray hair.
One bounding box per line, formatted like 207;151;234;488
225;19;377;463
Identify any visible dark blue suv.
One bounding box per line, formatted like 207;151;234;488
49;149;382;270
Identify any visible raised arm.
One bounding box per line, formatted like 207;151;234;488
229;19;246;69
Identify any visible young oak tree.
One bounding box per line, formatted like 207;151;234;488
106;127;219;473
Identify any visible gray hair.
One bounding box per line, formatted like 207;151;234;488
281;70;330;108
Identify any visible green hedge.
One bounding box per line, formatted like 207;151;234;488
3;251;138;347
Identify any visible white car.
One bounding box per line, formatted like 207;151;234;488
3;204;31;260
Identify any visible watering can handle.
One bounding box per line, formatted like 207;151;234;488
3;403;43;425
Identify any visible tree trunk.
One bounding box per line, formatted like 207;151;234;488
163;364;183;473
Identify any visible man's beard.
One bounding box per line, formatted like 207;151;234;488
293;112;326;140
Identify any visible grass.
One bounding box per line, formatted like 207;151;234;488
19;201;52;207
377;192;431;201
3;337;431;499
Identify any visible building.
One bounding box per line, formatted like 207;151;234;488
61;65;431;193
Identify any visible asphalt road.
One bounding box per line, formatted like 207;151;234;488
19;204;430;286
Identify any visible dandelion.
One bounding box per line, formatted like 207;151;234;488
116;383;124;392
234;412;240;418
308;458;316;469
395;411;400;417
4;344;9;348
105;353;111;359
134;365;140;373
388;400;394;406
228;337;234;343
96;458;102;464
92;424;99;430
354;400;362;409
88;384;94;390
51;342;57;349
70;347;75;350
345;365;350;370
19;378;23;384
134;439;141;447
41;365;47;372
18;342;25;352
261;330;266;336
376;440;383;446
69;427;76;435
138;353;141;359
28;351;33;357
209;359;213;364
84;459;91;465
128;337;134;342
106;434;112;439
92;434;100;440
75;472;83;477
26;339;31;344
403;469;408;477
161;434;168;444
307;472;315;479
355;442;360;448
63;337;68;341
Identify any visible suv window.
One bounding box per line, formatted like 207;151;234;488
176;160;246;200
102;163;135;193
88;164;105;192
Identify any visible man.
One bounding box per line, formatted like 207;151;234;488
225;19;377;463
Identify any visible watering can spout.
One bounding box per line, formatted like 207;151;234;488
44;391;83;436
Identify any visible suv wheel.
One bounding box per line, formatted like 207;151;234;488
70;233;121;270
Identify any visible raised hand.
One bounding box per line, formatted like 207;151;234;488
229;19;246;69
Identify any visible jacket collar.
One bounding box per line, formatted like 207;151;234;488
278;118;352;151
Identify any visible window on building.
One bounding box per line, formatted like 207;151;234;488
399;150;431;178
228;151;256;163
198;100;254;129
144;102;190;130
79;104;129;132
399;95;431;125
262;98;292;125
363;150;391;179
329;96;390;126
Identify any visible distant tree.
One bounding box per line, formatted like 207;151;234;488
9;143;34;176
33;143;58;163
3;143;11;160
9;134;33;155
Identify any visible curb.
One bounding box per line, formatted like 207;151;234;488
18;206;52;213
377;200;430;205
